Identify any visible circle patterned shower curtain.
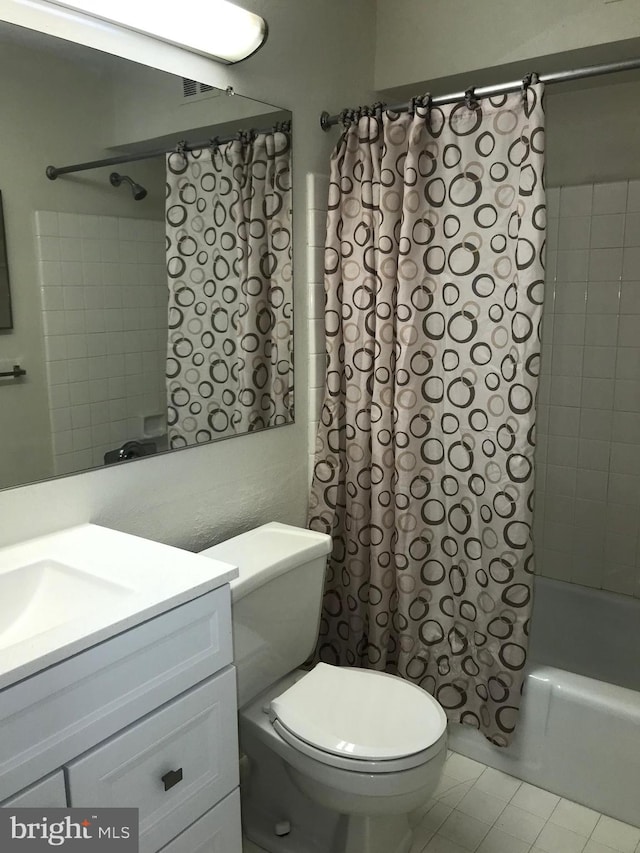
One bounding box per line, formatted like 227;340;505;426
308;85;546;745
165;131;293;446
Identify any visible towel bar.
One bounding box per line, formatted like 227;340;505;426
0;364;26;379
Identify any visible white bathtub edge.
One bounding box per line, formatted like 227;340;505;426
448;664;640;828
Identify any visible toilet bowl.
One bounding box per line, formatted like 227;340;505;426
201;523;448;853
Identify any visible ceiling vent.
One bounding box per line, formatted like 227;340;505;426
182;78;220;101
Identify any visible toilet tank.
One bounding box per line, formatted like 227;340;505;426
200;522;331;709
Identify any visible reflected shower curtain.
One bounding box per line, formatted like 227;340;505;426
309;86;545;745
166;130;293;446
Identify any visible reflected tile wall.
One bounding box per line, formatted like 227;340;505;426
35;211;166;475
306;173;329;483
536;180;640;598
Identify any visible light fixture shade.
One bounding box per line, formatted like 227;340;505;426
46;0;267;63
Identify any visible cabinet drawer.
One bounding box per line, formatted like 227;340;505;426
0;587;232;802
1;771;67;808
159;788;241;853
67;668;238;853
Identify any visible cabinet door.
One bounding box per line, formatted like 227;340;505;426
1;771;67;807
67;668;238;853
159;789;241;853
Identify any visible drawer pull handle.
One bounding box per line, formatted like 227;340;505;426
161;768;183;791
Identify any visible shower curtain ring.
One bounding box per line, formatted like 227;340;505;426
464;87;477;109
175;140;188;164
521;73;534;98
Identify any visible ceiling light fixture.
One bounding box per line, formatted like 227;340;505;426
46;0;267;63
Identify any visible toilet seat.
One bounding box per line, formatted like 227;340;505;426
271;718;446;773
269;663;447;773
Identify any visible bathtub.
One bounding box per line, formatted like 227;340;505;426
448;577;640;827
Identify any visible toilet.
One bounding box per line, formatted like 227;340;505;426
201;522;447;853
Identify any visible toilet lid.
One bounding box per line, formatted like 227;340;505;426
270;663;447;761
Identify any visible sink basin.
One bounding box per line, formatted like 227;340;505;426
0;559;133;651
0;523;238;690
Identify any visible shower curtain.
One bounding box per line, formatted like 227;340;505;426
166;129;293;447
309;86;545;745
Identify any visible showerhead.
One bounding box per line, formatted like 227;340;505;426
109;172;147;201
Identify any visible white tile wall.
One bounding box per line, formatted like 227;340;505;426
306;173;329;483
35;211;167;475
536;180;640;598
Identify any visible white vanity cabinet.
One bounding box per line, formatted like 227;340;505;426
66;669;238;852
0;586;242;853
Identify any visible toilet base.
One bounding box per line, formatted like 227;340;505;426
240;707;432;853
241;722;340;853
242;762;412;853
335;813;412;853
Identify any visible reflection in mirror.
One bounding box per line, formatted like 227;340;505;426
0;21;292;491
0;192;13;330
166;128;293;446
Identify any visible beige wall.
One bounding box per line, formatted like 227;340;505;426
374;0;640;94
546;78;640;186
0;1;375;550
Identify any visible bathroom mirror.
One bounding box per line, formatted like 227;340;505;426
0;20;293;491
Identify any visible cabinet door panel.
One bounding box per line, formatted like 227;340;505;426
67;669;238;853
0;771;67;808
159;789;242;853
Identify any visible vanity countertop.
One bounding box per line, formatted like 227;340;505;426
0;523;237;691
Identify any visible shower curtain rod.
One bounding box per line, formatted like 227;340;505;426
45;119;291;180
319;56;640;130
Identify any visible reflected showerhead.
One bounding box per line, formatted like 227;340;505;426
109;172;147;201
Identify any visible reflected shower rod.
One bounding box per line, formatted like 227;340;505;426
45;119;291;180
320;56;640;129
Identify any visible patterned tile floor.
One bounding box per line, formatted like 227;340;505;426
242;751;640;853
